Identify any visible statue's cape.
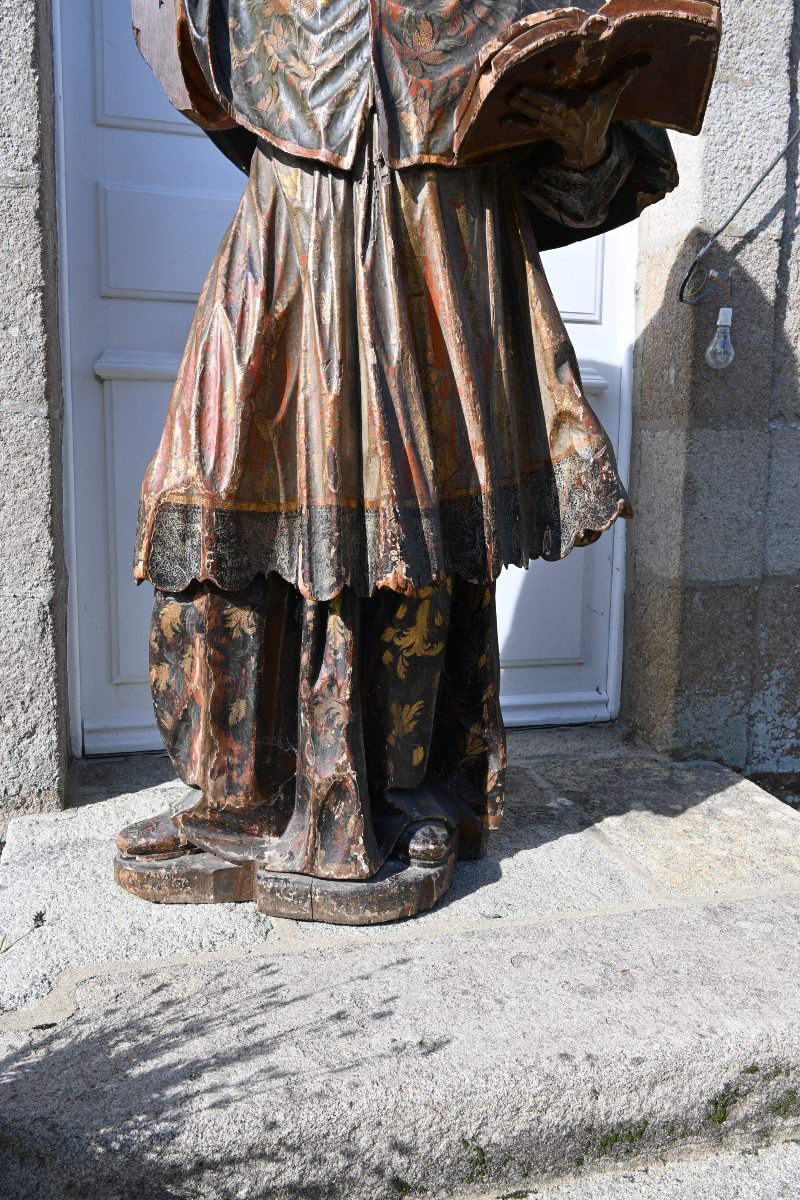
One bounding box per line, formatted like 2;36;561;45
175;0;549;169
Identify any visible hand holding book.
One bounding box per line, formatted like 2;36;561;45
503;63;640;171
453;2;721;166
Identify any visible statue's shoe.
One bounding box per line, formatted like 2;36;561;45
116;810;190;858
398;821;453;866
384;776;490;860
116;789;201;859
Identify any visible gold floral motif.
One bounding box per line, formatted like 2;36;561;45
464;728;488;759
224;607;258;638
388;700;425;744
159;602;183;639
380;585;451;680
151;662;171;692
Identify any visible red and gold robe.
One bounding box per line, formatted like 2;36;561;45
133;0;678;600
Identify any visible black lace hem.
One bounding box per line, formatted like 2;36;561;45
135;456;631;600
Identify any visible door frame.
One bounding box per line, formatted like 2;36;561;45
53;0;84;758
603;224;636;724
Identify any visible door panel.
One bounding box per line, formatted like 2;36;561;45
497;224;636;726
57;0;635;754
99;183;238;301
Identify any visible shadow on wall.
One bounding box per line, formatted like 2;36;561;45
623;213;800;775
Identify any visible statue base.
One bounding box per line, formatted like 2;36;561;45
114;778;493;925
114;825;458;925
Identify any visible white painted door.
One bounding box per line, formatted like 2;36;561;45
498;228;636;726
56;0;636;755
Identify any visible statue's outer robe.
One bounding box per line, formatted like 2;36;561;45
134;2;678;601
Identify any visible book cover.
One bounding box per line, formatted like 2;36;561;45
454;1;722;164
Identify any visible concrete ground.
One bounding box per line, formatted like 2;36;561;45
1;725;799;1199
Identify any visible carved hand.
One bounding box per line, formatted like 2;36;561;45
504;65;640;171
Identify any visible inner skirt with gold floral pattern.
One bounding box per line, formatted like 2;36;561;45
141;574;504;882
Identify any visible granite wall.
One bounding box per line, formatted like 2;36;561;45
623;0;800;775
0;0;68;836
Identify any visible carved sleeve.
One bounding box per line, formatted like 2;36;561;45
517;122;679;252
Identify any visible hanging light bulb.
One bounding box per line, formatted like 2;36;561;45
705;307;735;370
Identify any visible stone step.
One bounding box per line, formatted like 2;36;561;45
1;726;799;1199
481;1140;800;1199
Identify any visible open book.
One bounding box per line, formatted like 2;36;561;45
453;1;721;164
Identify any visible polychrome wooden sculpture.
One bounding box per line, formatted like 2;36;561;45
116;1;720;924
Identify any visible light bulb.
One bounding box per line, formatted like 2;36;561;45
705;307;735;370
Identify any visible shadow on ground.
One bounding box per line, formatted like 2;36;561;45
0;954;431;1200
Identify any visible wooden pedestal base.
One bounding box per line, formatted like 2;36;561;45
254;842;457;925
114;851;254;906
114;828;458;925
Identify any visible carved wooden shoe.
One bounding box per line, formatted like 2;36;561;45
116;810;189;859
115;788;201;859
114;789;257;904
400;821;452;866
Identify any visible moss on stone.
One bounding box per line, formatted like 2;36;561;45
596;1119;648;1156
461;1138;487;1183
389;1179;426;1198
768;1090;799;1119
706;1089;739;1125
598;1130;619;1156
622;1120;649;1144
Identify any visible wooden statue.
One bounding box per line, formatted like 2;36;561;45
116;1;720;924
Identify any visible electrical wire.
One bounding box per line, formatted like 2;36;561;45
678;124;800;304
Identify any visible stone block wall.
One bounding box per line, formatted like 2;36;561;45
0;0;68;835
623;0;800;774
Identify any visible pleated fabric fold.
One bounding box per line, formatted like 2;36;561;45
135;123;630;603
